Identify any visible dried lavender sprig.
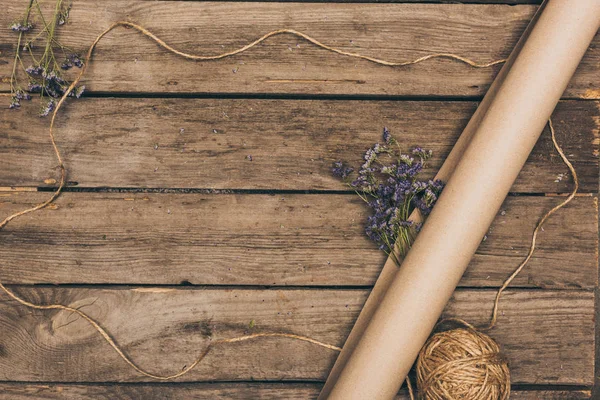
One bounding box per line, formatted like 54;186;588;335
331;128;444;258
8;0;83;114
39;98;56;117
332;161;354;180
60;53;83;70
9;0;35;96
10;22;34;32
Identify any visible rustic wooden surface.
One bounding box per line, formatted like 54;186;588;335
0;384;591;400
0;192;597;288
1;100;598;192
0;0;598;398
0;2;598;98
0;288;594;383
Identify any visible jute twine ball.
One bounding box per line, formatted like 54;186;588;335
415;325;510;400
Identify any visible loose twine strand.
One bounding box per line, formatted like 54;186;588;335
0;21;576;395
410;119;579;400
0;281;341;380
0;21;506;231
484;119;579;330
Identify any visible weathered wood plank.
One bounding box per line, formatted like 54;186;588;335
2;100;597;192
157;1;545;4
0;192;596;288
0;287;593;384
0;383;590;400
1;2;597;98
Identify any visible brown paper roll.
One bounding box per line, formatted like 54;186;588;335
326;1;600;398
318;4;548;398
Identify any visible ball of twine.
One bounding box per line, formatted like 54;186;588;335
415;322;510;400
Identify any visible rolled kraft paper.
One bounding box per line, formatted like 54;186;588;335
318;3;548;398
327;2;600;399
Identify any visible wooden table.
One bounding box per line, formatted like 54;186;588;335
0;0;598;398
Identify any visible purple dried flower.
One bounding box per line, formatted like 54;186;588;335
412;179;445;216
8;90;33;109
363;148;377;164
40;99;56;117
27;83;43;93
399;154;413;165
332;161;354;179
44;84;59;98
412;146;424;155
38;70;69;98
25;65;44;76
383;127;391;144
62;54;83;70
10;22;34;32
412;146;433;160
42;70;65;84
57;6;71;26
67;85;85;98
331;127;443;255
395;161;422;179
431;179;445;191
70;55;83;68
350;174;369;189
411;180;428;192
74;85;85;98
13;90;30;101
9;96;20;109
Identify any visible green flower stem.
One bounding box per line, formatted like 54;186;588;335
10;0;35;92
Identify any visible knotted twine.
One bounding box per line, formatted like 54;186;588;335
0;22;578;399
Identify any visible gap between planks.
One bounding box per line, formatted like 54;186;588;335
0;383;590;400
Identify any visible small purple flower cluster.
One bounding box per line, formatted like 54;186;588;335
9;90;31;109
332;128;444;257
33;69;67;98
382;127;392;144
61;54;84;70
57;3;71;26
14;64;86;115
40;99;56;117
332;161;354;179
10;22;34;32
7;1;81;115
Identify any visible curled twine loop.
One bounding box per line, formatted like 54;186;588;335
0;22;577;397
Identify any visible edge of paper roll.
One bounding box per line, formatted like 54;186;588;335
321;1;600;398
318;3;546;398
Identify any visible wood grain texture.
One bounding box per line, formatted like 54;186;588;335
0;287;594;384
0;383;590;400
0;192;596;288
0;0;597;393
0;2;597;98
2;99;597;192
152;0;545;2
